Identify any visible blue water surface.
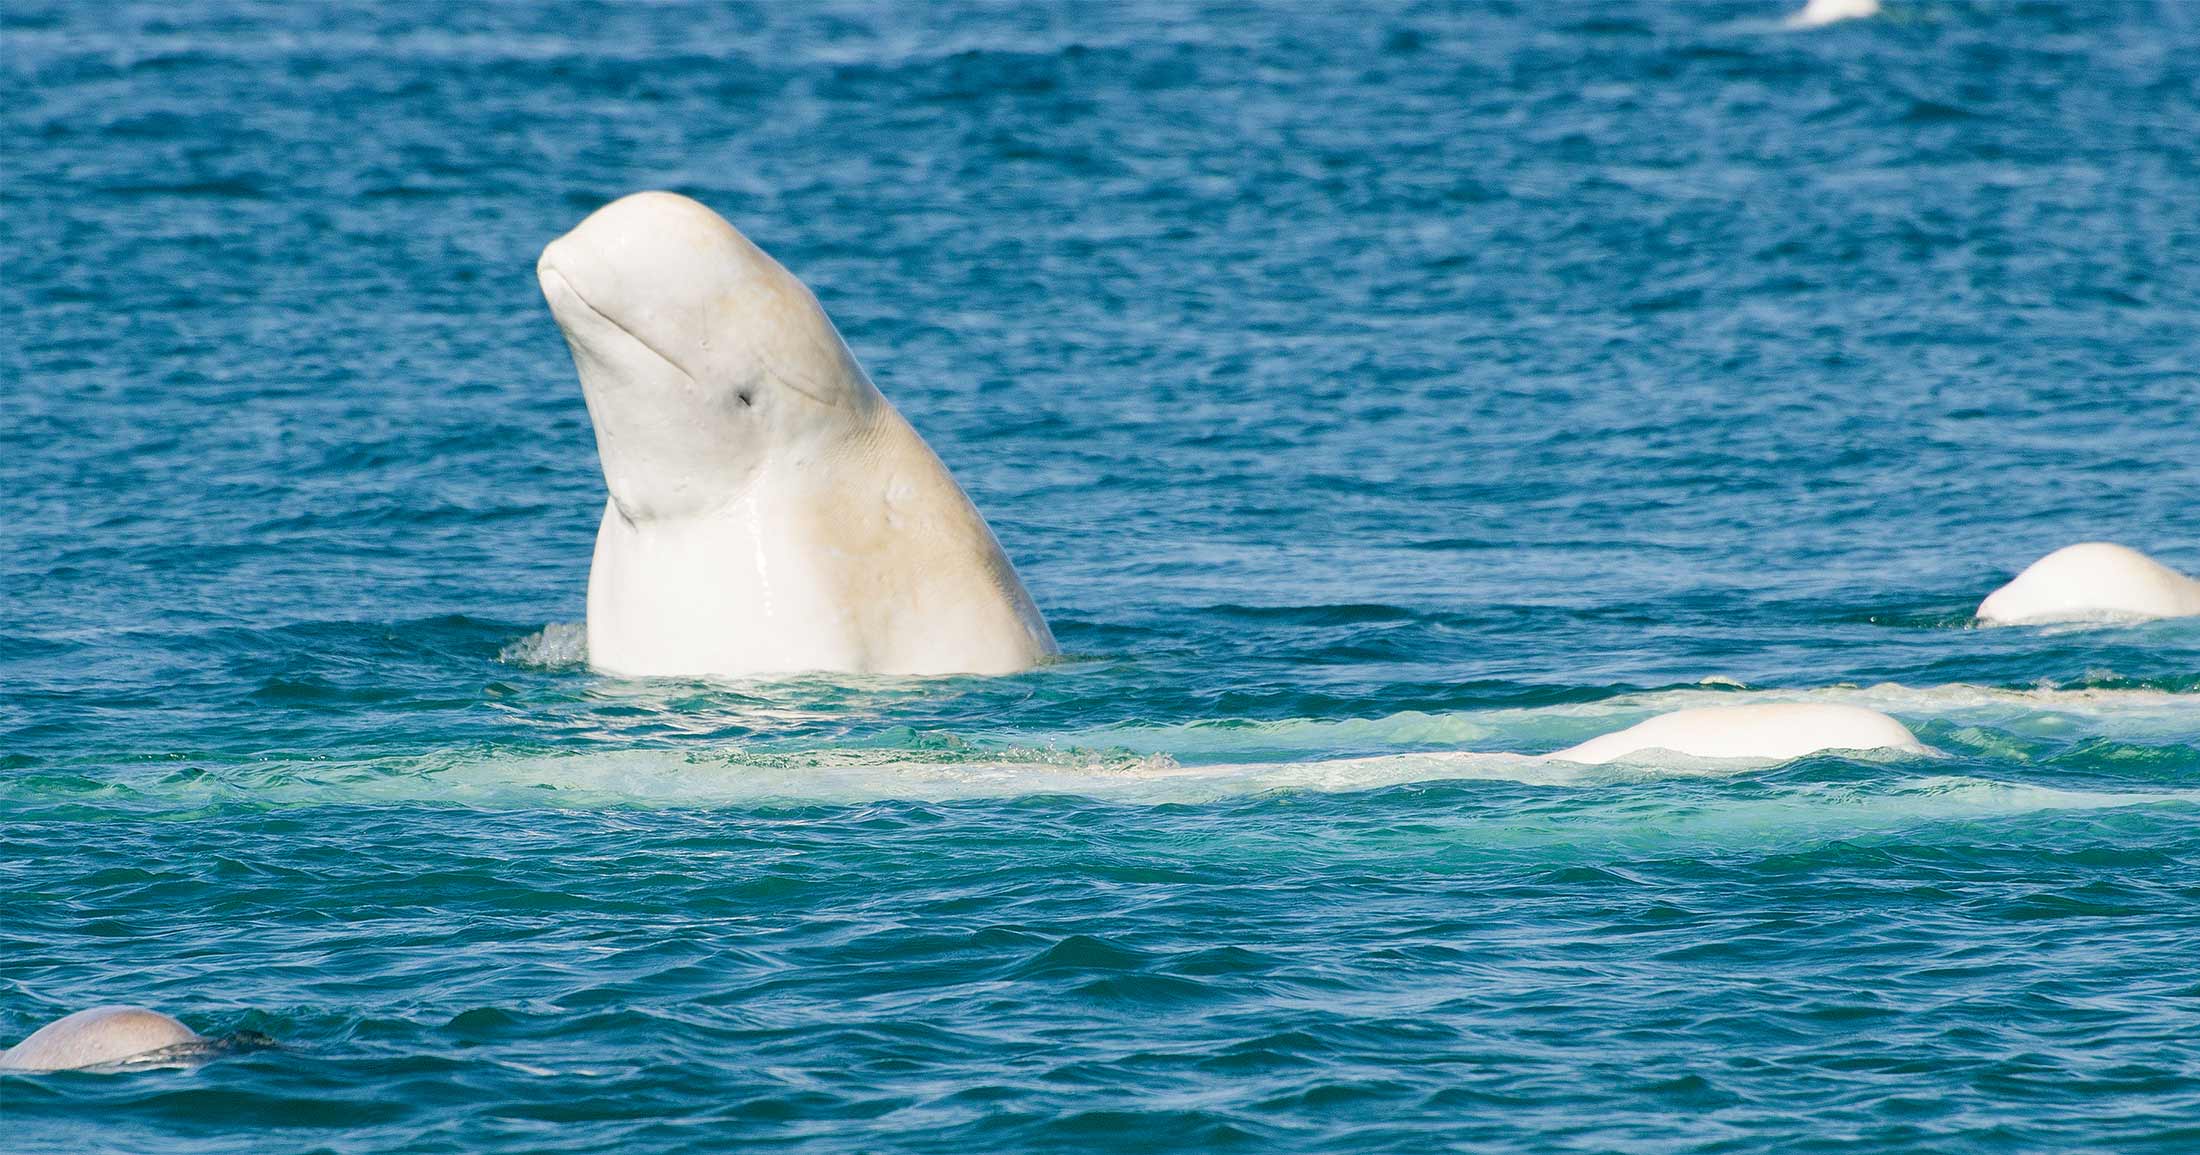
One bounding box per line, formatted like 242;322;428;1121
4;1;2198;1152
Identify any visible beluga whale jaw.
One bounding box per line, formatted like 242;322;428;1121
537;191;1058;678
1550;704;1924;766
0;1006;202;1072
1975;543;2200;626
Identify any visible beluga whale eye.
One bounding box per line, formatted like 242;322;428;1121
534;190;1059;679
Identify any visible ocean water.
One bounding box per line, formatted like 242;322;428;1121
3;0;2198;1150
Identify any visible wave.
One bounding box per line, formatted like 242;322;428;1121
8;671;2188;814
3;742;2188;815
6;746;2189;872
1047;681;2200;756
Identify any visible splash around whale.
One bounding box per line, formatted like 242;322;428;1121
1975;543;2200;626
1549;703;1925;765
537;192;1058;679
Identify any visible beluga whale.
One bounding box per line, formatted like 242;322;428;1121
1;1006;203;1072
537;192;1058;678
1975;543;2200;626
1550;703;1924;765
1785;0;1879;28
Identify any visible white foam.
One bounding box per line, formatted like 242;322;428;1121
498;622;587;670
1504;775;2192;853
46;732;2185;815
22;674;2184;814
1050;682;2196;759
184;745;1576;808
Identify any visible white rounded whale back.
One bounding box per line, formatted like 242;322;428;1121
1786;0;1879;28
0;1006;200;1071
1975;543;2200;626
1551;704;1923;765
538;192;1057;677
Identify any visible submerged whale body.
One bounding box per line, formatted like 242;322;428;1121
1550;703;1924;765
537;192;1058;678
1976;543;2200;626
0;1006;200;1072
1786;0;1879;28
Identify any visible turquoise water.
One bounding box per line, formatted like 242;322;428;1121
4;1;2198;1151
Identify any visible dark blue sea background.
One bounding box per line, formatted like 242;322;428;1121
4;1;2198;1151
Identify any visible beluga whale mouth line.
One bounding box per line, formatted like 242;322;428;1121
536;190;1059;678
537;265;698;389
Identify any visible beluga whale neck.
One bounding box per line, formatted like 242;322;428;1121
1975;542;2200;626
537;191;1057;678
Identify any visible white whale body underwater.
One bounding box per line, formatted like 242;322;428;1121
0;1006;275;1073
537;191;1057;679
1785;0;1879;29
1976;543;2200;626
1550;703;1925;765
1;1006;202;1072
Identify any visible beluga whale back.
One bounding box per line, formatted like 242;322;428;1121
1550;703;1924;765
0;1006;201;1072
1785;0;1879;28
537;192;1058;678
1976;543;2200;626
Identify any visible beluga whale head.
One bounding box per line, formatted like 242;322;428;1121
534;191;1058;678
537;190;882;524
